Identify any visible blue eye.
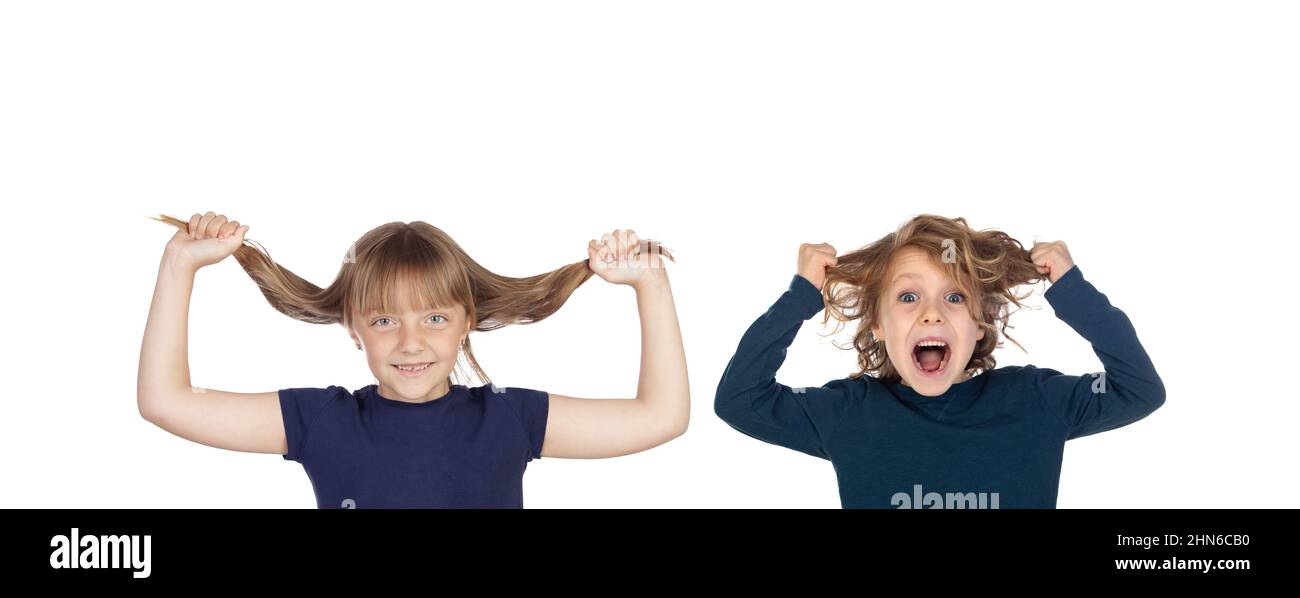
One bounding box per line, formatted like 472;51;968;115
946;293;965;303
428;315;447;324
373;317;393;327
899;292;918;303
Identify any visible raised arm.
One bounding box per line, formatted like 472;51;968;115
1030;241;1166;440
137;212;287;455
541;230;690;459
713;243;849;460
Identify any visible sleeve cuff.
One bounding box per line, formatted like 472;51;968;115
779;274;827;319
1043;265;1084;304
1043;264;1110;330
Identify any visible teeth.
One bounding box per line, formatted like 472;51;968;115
916;340;948;348
395;363;431;371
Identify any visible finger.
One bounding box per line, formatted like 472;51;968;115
625;230;641;258
593;238;612;262
196;212;216;239
227;224;247;245
613;229;627;263
600;233;615;261
588;239;609;262
587;240;605;267
219;220;239;239
188;213;202;237
205;215;228;239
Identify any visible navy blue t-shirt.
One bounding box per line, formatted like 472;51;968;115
714;265;1166;508
278;383;549;508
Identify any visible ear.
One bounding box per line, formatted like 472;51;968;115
976;326;986;341
462;307;475;339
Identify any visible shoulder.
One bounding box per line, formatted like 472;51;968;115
467;384;549;453
979;365;1077;423
465;383;549;402
821;375;869;396
797;375;870;408
465;384;550;422
982;364;1067;383
279;385;353;407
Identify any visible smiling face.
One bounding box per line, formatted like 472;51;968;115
870;246;986;396
348;283;473;404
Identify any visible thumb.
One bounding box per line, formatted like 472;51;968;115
586;242;607;269
225;225;249;248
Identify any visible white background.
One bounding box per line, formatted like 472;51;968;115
1;1;1295;508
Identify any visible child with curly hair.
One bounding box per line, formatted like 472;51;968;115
715;214;1164;508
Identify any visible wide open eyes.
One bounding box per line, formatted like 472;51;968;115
897;292;964;304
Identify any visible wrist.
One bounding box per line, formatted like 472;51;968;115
1051;263;1078;285
631;269;670;294
160;248;199;277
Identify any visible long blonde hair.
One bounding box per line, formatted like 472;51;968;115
153;214;607;385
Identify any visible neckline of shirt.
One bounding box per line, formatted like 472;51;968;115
366;383;469;407
884;370;988;402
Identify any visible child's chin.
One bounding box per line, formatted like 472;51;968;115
898;367;954;395
384;375;428;392
913;382;952;397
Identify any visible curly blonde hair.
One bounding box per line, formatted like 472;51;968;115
820;214;1043;383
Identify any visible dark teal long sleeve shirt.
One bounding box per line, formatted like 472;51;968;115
714;265;1165;508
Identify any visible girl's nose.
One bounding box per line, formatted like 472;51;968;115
398;326;425;352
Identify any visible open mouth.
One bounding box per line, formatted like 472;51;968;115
392;362;434;377
910;338;951;377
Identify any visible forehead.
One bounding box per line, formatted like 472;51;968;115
357;281;465;316
888;246;950;283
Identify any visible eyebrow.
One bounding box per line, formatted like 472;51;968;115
890;273;964;294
